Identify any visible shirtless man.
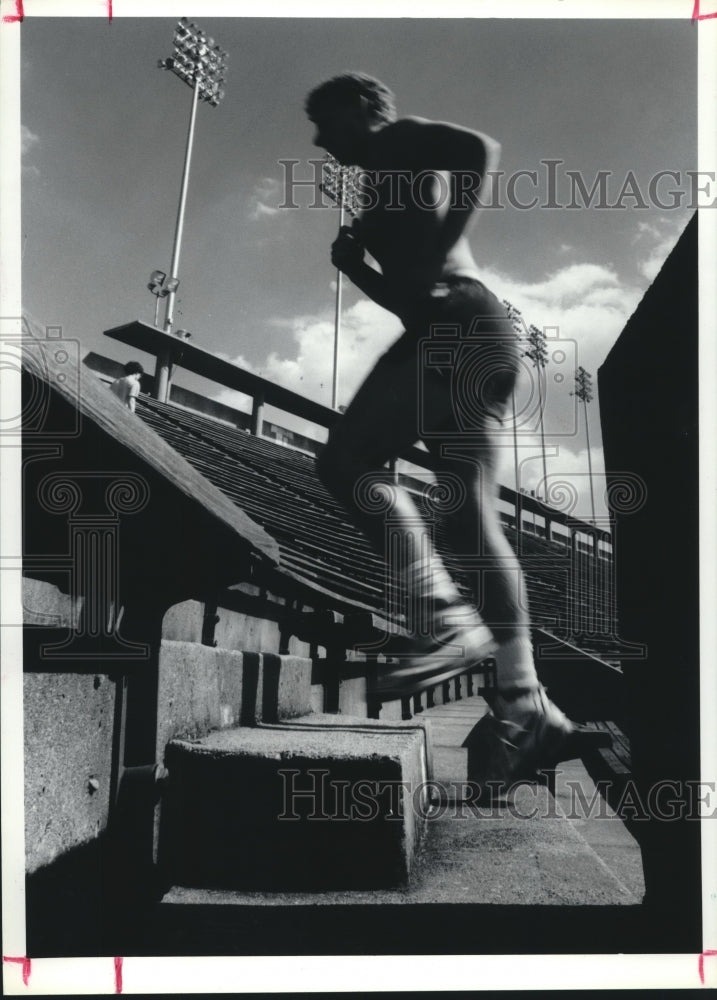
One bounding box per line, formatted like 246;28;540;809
110;361;144;413
306;73;604;788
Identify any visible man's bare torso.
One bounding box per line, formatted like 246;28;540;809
356;117;485;310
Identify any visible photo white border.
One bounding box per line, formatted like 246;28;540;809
1;0;715;993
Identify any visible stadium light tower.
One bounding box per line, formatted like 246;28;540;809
523;324;549;500
571;365;596;524
322;155;360;409
503;299;524;530
153;18;228;400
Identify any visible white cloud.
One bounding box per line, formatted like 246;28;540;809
633;220;662;242
639;237;677;281
248;177;282;221
478;260;641;378
634;214;690;281
262;297;401;408
21;124;39;155
520;263;621;306
250;201;280;220
21;124;40;177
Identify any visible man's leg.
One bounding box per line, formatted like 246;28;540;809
427;428;534;682
316;338;493;671
421;313;611;786
431;436;610;785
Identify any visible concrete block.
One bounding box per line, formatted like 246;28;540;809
156;641;221;754
430;682;449;706
218;649;260;728
232;650;263;726
156;645;313;757
214;608;281;654
310;684;325;714
161;723;429;891
24;672;116;873
156;642;262;760
162;600;205;643
338;676;368;717
287;712;434;784
449;673;468;700
379;698;404;722
261;654;312;722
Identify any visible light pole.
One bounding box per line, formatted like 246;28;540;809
503;298;523;532
571;365;596;524
523;324;549;500
154;18;228;402
322;155;360;409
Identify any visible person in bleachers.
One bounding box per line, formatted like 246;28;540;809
306;73;605;792
109;361;144;413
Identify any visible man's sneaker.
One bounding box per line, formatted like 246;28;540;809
463;685;612;796
379;612;496;690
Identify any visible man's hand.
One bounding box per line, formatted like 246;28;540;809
331;225;364;275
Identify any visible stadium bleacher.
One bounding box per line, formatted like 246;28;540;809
136;393;624;666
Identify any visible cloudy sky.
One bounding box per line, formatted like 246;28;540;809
18;12;697;519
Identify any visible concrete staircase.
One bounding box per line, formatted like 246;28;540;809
148;683;645;954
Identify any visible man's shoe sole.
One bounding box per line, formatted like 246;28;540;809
465;713;613;793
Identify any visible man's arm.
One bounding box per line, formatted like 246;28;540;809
403;117;501;245
400;116;501;184
330;225;401;315
128;379;140;414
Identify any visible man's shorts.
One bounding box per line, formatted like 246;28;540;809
382;276;520;430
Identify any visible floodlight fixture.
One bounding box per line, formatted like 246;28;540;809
160;17;229;108
148;268;176;325
572;365;594;404
148;269;167;290
522;324;550;499
523;324;549;369
571;366;597;522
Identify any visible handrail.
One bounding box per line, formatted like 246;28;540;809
103;320;612;543
103;321;440;472
105;321;340;428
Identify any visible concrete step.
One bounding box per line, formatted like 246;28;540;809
156;642;316;760
158;714;431;892
152;696;645;953
423;695;644;902
553;757;645;902
157;778;636;906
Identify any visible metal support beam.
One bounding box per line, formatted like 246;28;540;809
250;391;265;436
154;350;172;403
